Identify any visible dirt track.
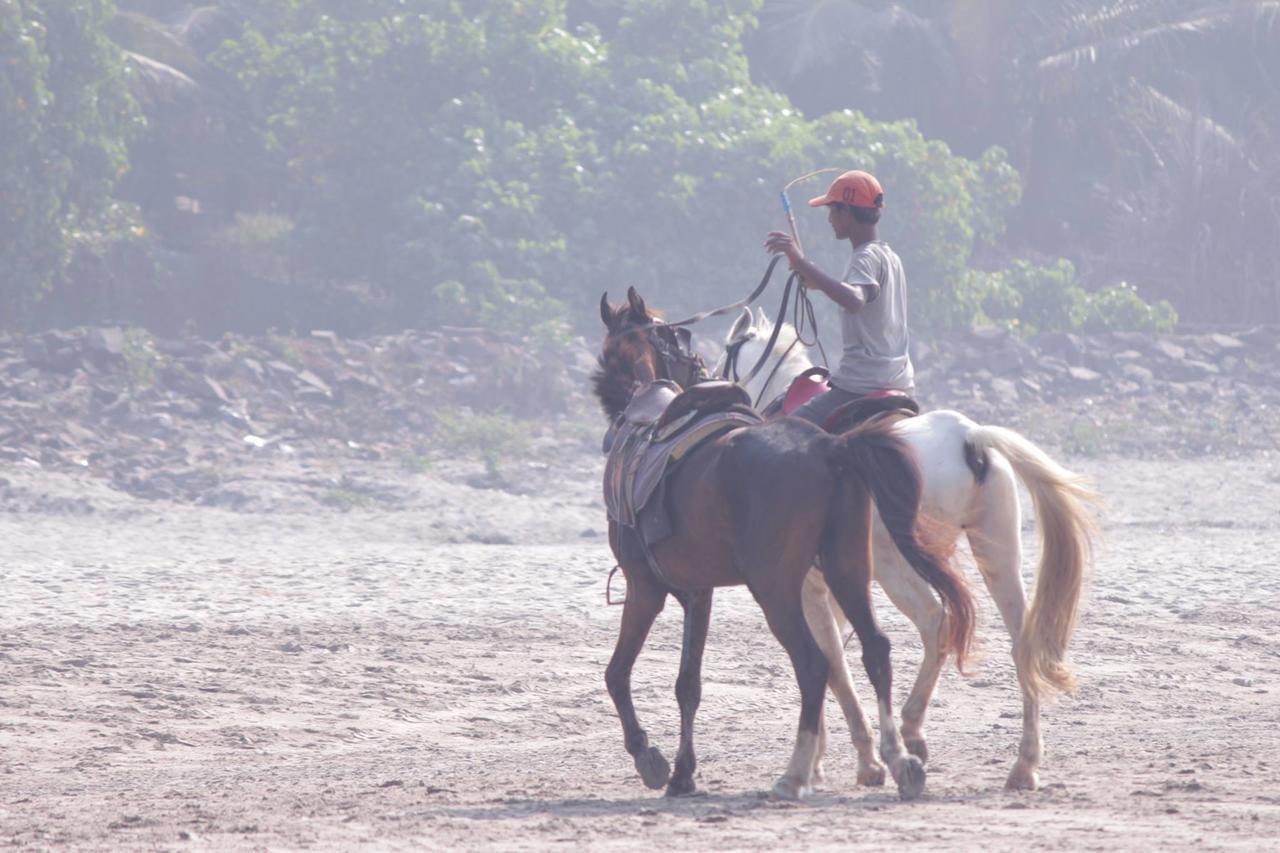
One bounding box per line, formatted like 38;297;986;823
3;448;1280;851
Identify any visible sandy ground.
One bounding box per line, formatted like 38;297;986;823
3;444;1280;851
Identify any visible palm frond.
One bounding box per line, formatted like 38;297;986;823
176;6;241;56
108;10;207;81
756;0;872;80
124;50;201;112
1037;1;1280;73
1128;79;1260;171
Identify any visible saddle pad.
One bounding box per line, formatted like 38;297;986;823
604;410;761;528
622;379;681;426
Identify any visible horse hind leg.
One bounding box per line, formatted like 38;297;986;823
820;508;926;800
604;564;671;790
812;705;828;783
743;567;829;801
666;589;713;797
801;569;886;786
871;536;948;765
966;478;1041;790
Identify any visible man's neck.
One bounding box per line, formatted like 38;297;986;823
848;224;878;247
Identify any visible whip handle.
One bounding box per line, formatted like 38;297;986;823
780;191;804;257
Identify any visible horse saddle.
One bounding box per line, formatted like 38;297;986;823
779;367;920;432
603;381;760;538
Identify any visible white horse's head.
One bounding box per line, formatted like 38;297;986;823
713;306;813;403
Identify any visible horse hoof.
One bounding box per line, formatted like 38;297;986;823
665;775;698;798
892;756;927;801
1005;764;1038;791
857;762;887;787
904;736;929;763
636;746;671;790
770;776;810;801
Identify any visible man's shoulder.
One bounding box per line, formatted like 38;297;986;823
850;240;898;261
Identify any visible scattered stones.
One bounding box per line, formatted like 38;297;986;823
2;320;1278;509
913;323;1280;453
1067;366;1103;384
0;325;580;505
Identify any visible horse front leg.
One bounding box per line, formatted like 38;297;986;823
667;589;713;796
605;560;671;790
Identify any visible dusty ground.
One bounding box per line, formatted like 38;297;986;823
3;438;1280;851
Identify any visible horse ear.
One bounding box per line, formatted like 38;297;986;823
755;306;771;331
600;292;616;331
626;286;647;319
729;305;753;341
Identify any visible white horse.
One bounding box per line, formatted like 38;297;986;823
715;307;1100;790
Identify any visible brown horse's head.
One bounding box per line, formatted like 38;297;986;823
592;287;705;418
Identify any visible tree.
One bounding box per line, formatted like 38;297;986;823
1014;0;1280;323
0;0;142;322
201;0;1022;334
747;0;1280;323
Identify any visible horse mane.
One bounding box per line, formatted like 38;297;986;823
745;311;814;378
591;349;634;420
757;313;800;353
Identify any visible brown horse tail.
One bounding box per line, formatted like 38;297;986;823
828;420;976;671
966;425;1101;698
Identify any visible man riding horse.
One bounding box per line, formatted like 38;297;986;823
763;170;918;430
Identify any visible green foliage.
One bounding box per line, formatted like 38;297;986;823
267;331;305;369
0;0;143;322
212;212;295;283
432;410;530;476
1074;281;1178;335
979;259;1177;335
121;325;162;388
747;0;1280;325
204;0;1023;334
2;0;1202;338
320;486;375;511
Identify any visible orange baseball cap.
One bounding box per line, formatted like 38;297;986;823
808;170;884;209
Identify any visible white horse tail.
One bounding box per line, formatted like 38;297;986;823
965;426;1100;698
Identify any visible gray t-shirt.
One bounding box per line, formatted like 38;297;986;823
830;240;914;394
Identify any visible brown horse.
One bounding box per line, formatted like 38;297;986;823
594;288;975;800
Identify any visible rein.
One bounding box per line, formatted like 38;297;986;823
616;255;798;392
663;255;787;329
721;271;829;407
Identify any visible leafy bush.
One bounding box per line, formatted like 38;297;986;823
432;410;530;476
122;325;162;389
1074;281;1177;334
979;259;1177;335
212;212;295;283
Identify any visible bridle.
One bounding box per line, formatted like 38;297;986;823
616;321;707;391
611;253;826;400
720;336;750;381
717;271;827;407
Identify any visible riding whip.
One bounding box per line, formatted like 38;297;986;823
780;167;843;258
770;168;844;371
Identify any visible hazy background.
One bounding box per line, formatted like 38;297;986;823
6;0;1278;345
5;9;1280;847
